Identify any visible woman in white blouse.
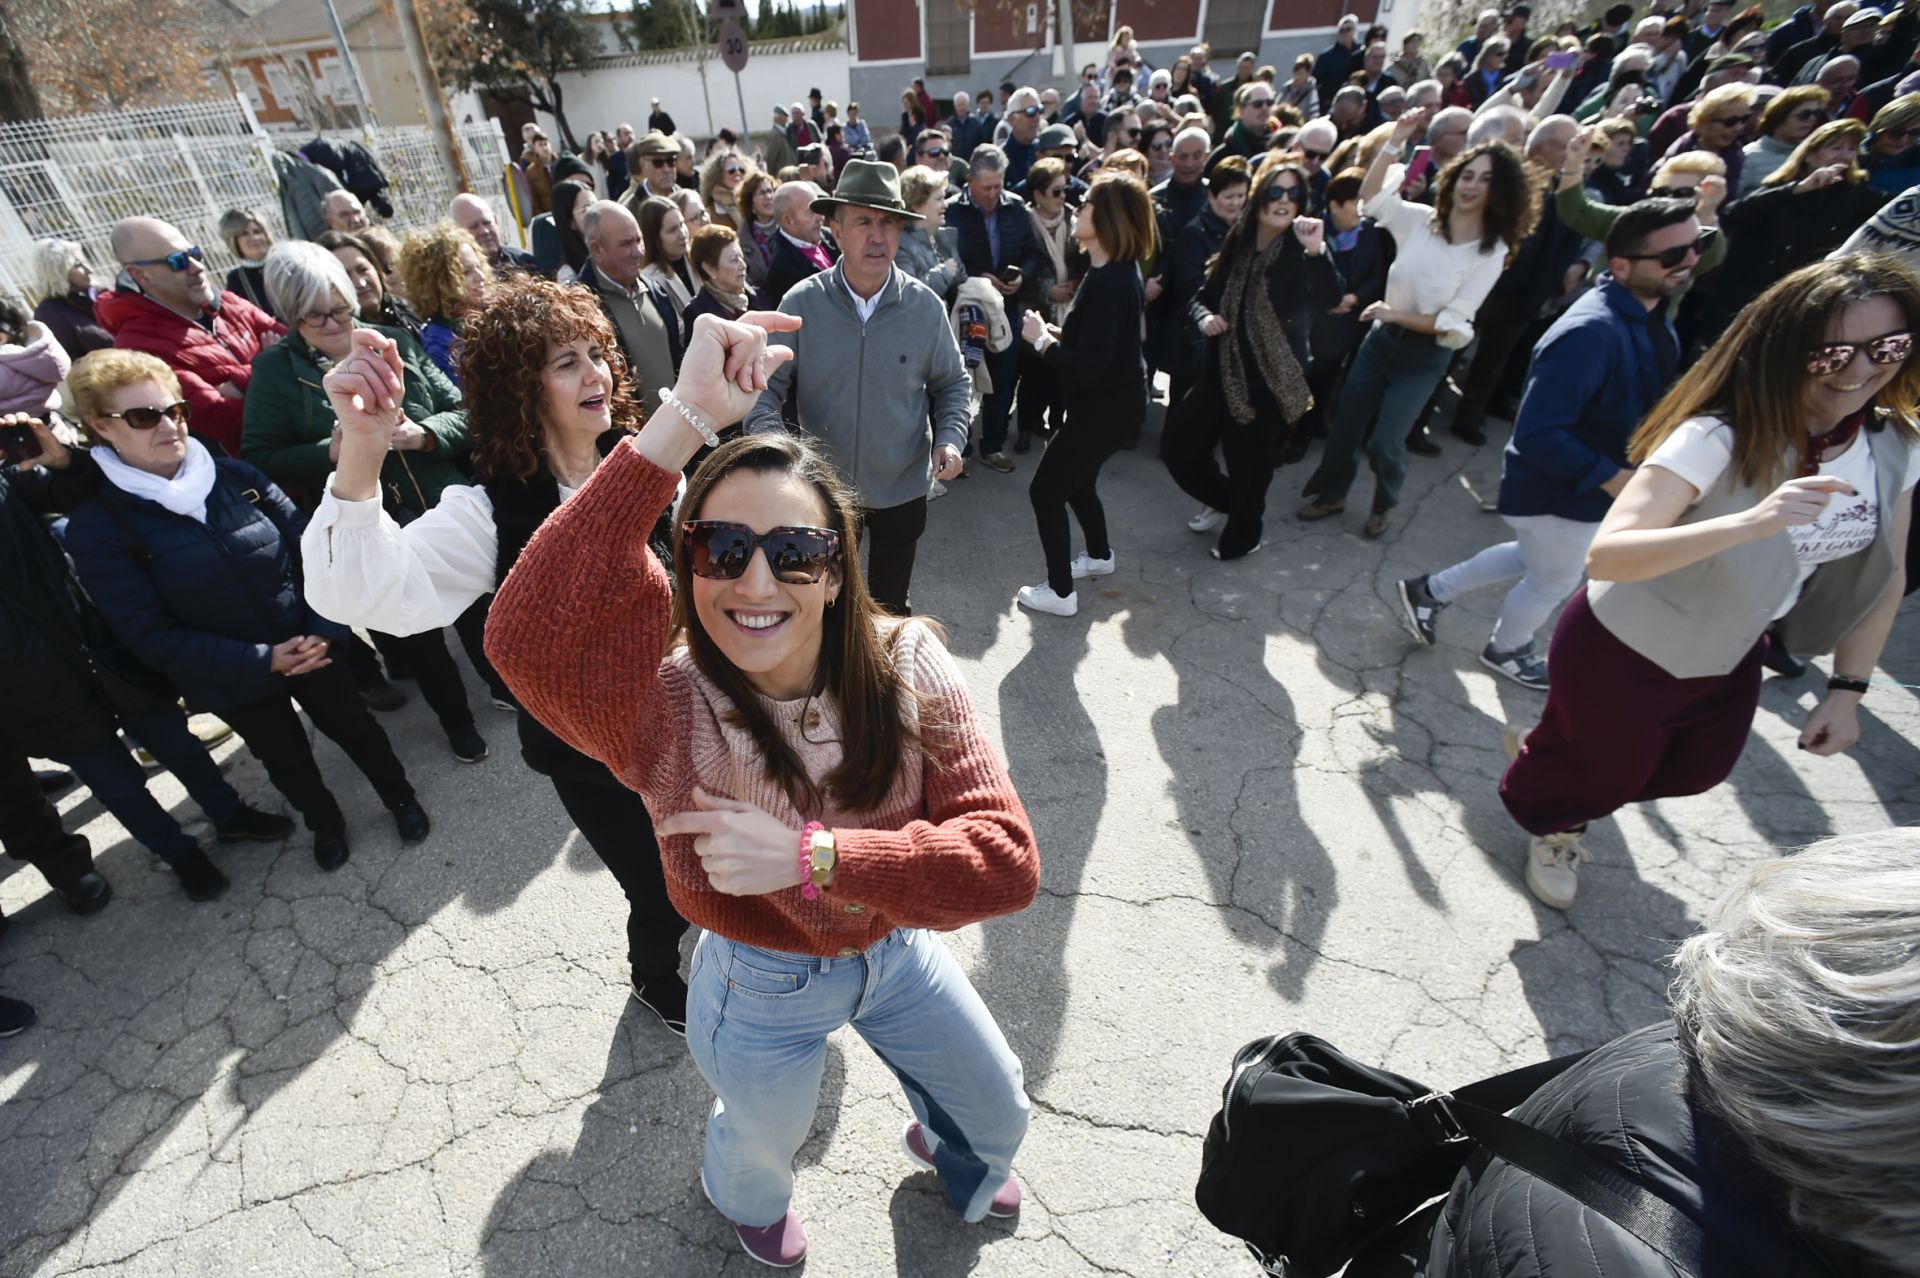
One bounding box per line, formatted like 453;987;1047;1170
299;280;700;1033
1299;106;1536;538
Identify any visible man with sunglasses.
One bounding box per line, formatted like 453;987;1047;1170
1220;81;1276;159
914;127;965;192
1316;14;1364;110
95;217;285;457
999;87;1046;185
1399;198;1699;691
623;131;681;205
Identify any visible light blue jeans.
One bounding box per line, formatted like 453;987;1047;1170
686;927;1029;1227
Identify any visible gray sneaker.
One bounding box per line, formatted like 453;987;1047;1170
1397;575;1447;646
1481;640;1549;691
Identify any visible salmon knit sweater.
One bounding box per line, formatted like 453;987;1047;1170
485;441;1040;956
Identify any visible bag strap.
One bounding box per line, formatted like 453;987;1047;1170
1450;1049;1592;1114
1449;1100;1708;1275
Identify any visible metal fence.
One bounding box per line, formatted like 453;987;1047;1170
0;95;515;308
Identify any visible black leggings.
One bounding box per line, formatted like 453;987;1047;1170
548;774;691;984
219;660;415;835
1029;416;1117;597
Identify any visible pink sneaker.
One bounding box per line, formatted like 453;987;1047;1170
730;1211;808;1268
901;1120;1022;1218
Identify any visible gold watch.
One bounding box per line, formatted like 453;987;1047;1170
807;827;837;892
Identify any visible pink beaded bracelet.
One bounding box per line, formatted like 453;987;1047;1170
798;821;825;900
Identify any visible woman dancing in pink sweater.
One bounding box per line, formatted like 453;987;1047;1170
320;310;1039;1268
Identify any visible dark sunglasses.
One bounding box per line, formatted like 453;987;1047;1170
1300;147;1330;161
682;520;842;585
1261;182;1306;205
1709;113;1753;128
98;400;191;430
126;245;204;272
724;164;746;175
1620;227;1718;269
1790;107;1825;121
1245;97;1275;108
921;145;949;158
1806;329;1915;375
1122;127;1142;137
647;156;675;168
1015;105;1044;117
1151;138;1173;151
1043;185;1068;198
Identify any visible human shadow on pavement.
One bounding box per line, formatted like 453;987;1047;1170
886;1179;1001;1277
1119;587;1337;1003
476;999;840;1275
0;690;556;1274
972;618;1107;1087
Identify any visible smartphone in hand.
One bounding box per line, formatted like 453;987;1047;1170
1545;50;1579;71
0;423;42;465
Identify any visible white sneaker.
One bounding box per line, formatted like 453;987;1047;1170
1016;583;1078;616
1525;830;1586;910
1069;550;1115;579
928;478;948;501
1188;507;1225;533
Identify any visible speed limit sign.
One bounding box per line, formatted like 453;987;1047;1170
717;18;749;72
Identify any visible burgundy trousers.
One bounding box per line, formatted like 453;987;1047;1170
1500;588;1765;837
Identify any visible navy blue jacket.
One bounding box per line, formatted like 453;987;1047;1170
946;186;1043;326
1498;276;1679;522
63;457;345;713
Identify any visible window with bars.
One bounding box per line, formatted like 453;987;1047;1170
926;0;971;75
1204;0;1266;53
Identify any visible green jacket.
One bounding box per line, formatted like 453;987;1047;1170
1555;183;1727;302
241;324;470;517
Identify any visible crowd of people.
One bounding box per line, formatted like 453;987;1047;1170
2;4;1919;1271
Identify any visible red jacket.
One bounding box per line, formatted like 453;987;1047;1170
94;289;286;455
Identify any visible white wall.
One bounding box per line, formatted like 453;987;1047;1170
537;46;854;149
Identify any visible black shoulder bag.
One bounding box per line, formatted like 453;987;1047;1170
1196;1032;1717;1277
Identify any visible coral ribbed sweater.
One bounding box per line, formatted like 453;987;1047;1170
485;441;1040;956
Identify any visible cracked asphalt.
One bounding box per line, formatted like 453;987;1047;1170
5;417;1919;1277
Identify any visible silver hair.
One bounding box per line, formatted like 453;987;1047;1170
581;199;632;247
1333;85;1368;108
1427;105;1474;140
262;240;356;326
1468;105;1529;147
30;237;87;304
1672;828;1920;1274
968;143;1008;177
1173;125;1211;152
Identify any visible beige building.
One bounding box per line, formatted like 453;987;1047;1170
214;0;439;133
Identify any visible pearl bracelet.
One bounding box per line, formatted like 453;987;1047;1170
658;387;721;447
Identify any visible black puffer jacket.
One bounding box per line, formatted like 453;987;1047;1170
0;463;171;754
1417;1022;1878;1278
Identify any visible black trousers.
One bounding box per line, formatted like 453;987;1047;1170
346;626;479;733
218;660;415;835
1164;385;1277;560
859;497;928;616
1015;345;1065;441
1449;304;1532;431
549;774;690;983
0;751;92;891
452;594;512;704
1030;417;1116;597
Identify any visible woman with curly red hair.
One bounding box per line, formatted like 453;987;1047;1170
301;280;694;1030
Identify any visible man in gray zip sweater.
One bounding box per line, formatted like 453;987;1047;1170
745;160;971;615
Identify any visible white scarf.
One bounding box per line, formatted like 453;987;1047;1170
94;435;217;523
1031;206;1073;323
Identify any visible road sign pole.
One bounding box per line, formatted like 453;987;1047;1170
734;70;750;147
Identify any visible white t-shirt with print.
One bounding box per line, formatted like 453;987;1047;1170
1644;415;1920;619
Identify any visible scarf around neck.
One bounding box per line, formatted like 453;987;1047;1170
1033;207;1072;322
1215;234;1312;427
703;281;750;316
95;435;218;522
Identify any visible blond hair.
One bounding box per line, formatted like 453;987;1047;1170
400;221;486;320
68;349;181;421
